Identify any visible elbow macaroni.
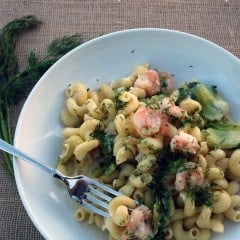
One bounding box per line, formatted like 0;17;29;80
108;196;136;226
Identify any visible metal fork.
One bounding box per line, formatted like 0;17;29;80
0;138;122;218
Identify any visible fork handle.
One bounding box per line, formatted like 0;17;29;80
0;138;56;175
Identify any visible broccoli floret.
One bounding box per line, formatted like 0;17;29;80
203;122;240;149
177;81;229;122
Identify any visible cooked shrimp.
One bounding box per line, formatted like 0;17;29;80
132;106;162;137
175;162;204;191
122;205;152;240
132;105;178;138
159;122;178;138
170;131;200;155
175;171;187;192
160;97;188;121
158;71;175;94
134;69;160;96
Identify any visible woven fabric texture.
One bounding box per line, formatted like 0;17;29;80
0;0;240;239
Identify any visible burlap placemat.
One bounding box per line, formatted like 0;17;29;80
0;0;240;239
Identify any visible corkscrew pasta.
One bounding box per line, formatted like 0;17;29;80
57;63;240;240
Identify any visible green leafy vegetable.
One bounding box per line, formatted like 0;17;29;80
0;15;82;175
182;81;229;121
149;151;186;239
152;199;161;237
203;122;240;149
150;188;171;239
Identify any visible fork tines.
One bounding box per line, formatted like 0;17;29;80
82;178;122;218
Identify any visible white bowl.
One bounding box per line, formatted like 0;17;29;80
14;28;240;240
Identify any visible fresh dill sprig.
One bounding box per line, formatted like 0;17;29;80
186;185;214;208
0;15;41;81
1;34;82;105
48;34;82;57
0;15;83;176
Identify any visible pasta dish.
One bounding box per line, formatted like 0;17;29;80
56;63;240;240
